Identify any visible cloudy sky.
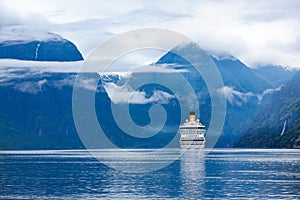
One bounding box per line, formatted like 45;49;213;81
1;0;300;69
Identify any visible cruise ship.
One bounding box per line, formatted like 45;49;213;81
180;112;206;148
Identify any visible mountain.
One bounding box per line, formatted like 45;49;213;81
0;42;297;149
253;65;296;86
156;43;289;147
0;70;179;149
0;72;82;149
211;57;273;93
0;27;83;61
234;72;300;148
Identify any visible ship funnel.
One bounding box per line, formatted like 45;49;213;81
189;111;196;121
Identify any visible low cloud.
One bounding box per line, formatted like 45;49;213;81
0;67;43;84
0;59;82;72
217;86;254;106
13;79;47;94
217;85;283;106
256;85;283;102
123;64;189;76
53;76;100;91
75;77;98;91
0;67;95;93
103;82;174;104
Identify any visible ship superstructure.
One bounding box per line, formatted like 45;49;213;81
180;112;206;148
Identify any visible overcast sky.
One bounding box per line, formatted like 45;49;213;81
1;0;300;69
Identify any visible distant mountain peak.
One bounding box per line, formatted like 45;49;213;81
0;27;83;62
170;42;238;62
0;27;64;44
208;53;238;61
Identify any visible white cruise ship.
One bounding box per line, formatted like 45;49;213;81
180;112;206;148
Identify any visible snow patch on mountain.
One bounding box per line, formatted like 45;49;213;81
0;27;64;44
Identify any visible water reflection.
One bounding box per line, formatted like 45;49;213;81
1;149;300;199
91;149;181;173
180;149;206;199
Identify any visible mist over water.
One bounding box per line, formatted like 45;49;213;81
1;149;300;199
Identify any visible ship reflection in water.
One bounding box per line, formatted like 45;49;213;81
180;149;206;199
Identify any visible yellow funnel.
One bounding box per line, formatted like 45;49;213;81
189;111;196;121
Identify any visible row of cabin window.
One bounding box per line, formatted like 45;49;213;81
181;129;204;134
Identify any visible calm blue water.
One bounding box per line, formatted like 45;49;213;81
1;149;300;199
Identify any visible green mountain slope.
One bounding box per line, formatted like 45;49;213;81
234;72;300;148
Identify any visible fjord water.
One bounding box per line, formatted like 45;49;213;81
1;149;300;199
